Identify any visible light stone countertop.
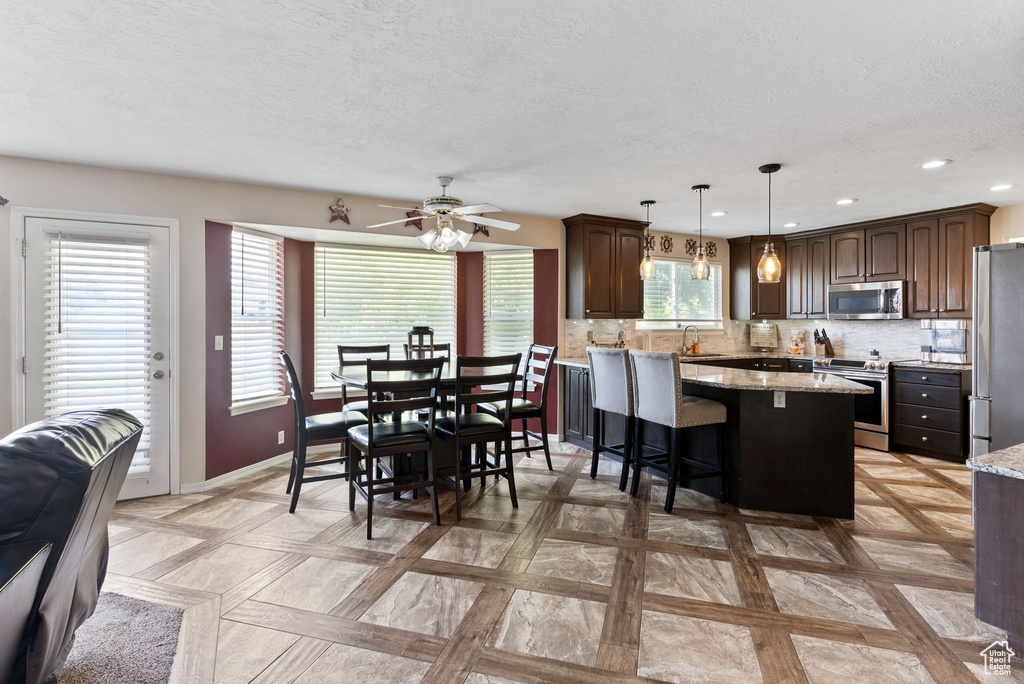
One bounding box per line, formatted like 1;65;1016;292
554;357;871;394
892;360;972;372
968;442;1024;480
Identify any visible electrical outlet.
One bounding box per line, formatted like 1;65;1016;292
773;391;786;409
214;335;224;351
277;430;285;444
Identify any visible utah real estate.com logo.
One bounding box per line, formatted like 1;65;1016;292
981;640;1014;676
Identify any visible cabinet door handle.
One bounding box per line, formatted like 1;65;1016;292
939;308;946;312
931;309;937;312
921;415;928;420
866;273;873;277
921;376;928;381
921;436;929;442
922;393;928;398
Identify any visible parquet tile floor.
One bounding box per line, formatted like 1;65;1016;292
105;443;1014;683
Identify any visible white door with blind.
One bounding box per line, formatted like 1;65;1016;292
22;216;174;500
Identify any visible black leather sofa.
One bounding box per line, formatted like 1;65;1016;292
0;409;143;684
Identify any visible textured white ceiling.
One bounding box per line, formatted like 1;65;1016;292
2;0;1023;237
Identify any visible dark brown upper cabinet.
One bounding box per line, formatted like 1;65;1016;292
831;230;865;284
785;235;830;319
830;224;906;284
728;235;787;320
905;213;991;319
563;214;648;319
906;219;940;318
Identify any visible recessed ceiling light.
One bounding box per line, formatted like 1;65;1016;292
991;184;1013;191
836;198;857;205
709;211;727;217
920;159;952;169
784;222;799;228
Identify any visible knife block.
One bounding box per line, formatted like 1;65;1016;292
814;342;835;357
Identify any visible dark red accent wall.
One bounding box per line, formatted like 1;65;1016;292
457;252;484;356
530;249;560;432
205;221;296;480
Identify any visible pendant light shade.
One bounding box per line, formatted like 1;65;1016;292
690;184;710;280
639;200;656;280
756;163;783;284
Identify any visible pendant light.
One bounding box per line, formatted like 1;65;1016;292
639;200;656;280
690;184;710;280
756;163;783;284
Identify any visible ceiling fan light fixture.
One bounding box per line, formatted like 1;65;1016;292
757;164;783;284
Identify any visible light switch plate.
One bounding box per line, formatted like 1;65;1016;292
214;335;224;351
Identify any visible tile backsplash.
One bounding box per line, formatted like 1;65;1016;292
565;317;921;360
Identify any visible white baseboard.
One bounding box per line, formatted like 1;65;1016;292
179;444;339;494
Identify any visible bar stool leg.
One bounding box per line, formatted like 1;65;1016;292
504;432;518;508
365;453;375;539
289;435;308;514
453;449;464;521
665;428;679;514
286;431;299;495
347;442;358;512
521;419;531;457
630;419;644;497
590;407;602;479
619;416;634;492
425;448;441;526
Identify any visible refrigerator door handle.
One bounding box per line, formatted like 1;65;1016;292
973;247;991;401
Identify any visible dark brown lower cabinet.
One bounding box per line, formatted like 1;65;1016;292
890;367;970;462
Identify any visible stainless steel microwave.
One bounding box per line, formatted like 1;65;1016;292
827;281;905;320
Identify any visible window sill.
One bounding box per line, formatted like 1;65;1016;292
228;395;289;416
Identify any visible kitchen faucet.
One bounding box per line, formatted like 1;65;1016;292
681;325;700;355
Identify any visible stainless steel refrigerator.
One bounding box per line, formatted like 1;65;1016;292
972;242;1024;457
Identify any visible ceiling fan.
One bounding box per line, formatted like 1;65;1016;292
367;176;521;252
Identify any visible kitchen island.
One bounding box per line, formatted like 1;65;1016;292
557;357;872;518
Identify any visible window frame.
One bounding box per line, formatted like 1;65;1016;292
229;227;288;415
636;256;725;331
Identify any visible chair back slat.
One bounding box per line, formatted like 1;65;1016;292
364;358;445;438
337;345;390;404
519;344;558;403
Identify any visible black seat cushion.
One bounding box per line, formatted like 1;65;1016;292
478;398;541;419
305;410;368;442
342;399;369;414
348;422;431;449
435;413;506;438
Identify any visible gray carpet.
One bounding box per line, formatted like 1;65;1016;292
59;592;182;684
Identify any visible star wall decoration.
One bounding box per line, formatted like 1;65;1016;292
328;198;351;224
405;210;425;230
0;195;8;207
473;224;490;237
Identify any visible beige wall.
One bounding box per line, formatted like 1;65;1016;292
991;203;1024;244
0;155;565;487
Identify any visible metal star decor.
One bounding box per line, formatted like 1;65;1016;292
404;210;424;230
706;241;718;258
0;195;8;207
660;235;674;253
473;224;490;237
328;198;351;224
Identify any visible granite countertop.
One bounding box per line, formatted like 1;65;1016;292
891;360;972;371
968;443;1024;480
554;352;813;369
554;357;871;394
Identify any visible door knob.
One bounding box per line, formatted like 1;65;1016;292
921;393;928;398
921;376;928;381
921;436;928;442
921;415;928;420
153;370;165;380
939;308;946;312
931;309;937;312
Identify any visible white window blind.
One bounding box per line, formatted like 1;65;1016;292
314;244;457;390
638;260;724;329
42;233;153;471
231;229;286;405
483;252;534;358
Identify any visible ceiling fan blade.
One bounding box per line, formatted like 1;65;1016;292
458;214;521;231
366;217;422;228
378;204;429;212
454;203;501;216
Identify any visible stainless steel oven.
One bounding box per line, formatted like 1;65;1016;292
813;357;893;451
828;281;905;320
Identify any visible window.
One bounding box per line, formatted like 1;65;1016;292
314;244;457;390
637;259;724;329
231;229;286;410
483;252;534;358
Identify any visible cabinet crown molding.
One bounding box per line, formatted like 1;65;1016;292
561;213;650;230
781;202;997;240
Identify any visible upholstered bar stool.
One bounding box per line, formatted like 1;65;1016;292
586;347;635;491
628;349;728;513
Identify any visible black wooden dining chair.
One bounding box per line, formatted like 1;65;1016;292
346;357;446;539
337;344;391;414
280;350;368;514
434;353;522;520
478;344;558;470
